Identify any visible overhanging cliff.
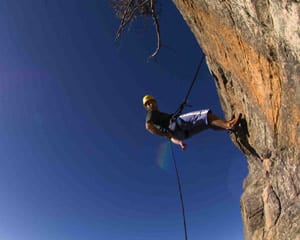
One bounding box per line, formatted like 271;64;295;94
172;1;300;239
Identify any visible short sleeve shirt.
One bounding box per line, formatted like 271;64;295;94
146;110;172;131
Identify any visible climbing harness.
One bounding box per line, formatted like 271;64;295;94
169;54;206;240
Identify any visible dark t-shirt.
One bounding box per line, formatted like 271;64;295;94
146;110;172;131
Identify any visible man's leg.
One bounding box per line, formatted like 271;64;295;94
207;112;240;130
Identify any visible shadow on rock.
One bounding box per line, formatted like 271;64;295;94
231;114;261;159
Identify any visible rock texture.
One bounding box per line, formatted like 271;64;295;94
172;0;300;239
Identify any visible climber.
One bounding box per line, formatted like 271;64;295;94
143;95;241;150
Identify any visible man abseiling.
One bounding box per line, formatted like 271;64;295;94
143;94;240;150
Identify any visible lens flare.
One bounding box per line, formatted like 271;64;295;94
157;141;173;172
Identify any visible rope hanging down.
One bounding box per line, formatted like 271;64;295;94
170;54;206;240
170;141;188;240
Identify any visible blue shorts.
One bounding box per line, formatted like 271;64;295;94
169;109;211;140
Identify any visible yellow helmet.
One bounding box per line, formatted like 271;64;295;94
142;95;155;106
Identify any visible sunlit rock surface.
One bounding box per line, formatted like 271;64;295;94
172;0;300;239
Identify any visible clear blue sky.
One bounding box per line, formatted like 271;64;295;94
0;1;247;239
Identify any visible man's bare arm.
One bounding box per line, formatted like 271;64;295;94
145;122;171;138
145;122;186;150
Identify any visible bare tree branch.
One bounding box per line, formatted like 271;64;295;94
115;0;134;41
148;0;161;60
111;0;162;60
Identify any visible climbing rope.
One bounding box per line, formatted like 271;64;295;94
169;141;188;240
172;54;206;118
169;53;206;240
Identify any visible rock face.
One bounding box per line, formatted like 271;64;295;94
172;0;300;239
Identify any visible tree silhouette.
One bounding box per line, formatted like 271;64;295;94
111;0;161;59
